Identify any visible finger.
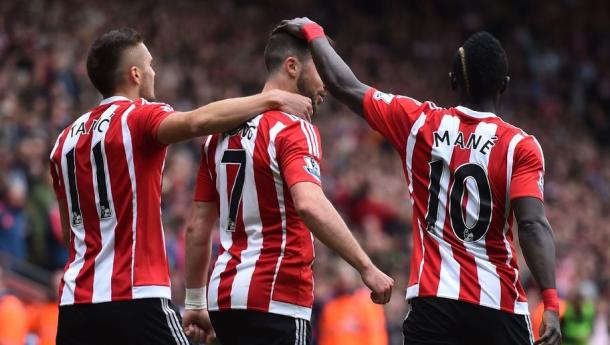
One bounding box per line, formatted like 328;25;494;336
534;331;551;345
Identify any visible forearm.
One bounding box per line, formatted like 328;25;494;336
185;224;213;289
187;92;280;135
58;200;70;247
299;197;372;272
309;37;368;114
518;218;556;290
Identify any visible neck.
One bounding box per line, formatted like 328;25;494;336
461;98;497;113
262;75;297;94
106;88;140;101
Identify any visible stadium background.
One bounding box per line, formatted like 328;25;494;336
0;0;609;344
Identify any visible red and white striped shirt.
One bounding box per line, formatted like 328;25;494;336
194;111;322;321
49;96;175;306
363;88;545;315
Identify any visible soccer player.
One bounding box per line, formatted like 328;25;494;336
49;27;313;345
275;18;562;345
181;30;394;345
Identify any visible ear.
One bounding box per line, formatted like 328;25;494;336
283;56;300;79
128;66;141;87
449;72;458;91
499;75;510;94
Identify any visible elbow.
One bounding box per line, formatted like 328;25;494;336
294;197;318;221
517;216;553;238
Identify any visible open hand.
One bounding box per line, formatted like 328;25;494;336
268;89;313;121
272;17;317;38
535;310;561;345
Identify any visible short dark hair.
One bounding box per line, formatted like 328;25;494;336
264;32;311;73
86;28;143;97
453;31;508;102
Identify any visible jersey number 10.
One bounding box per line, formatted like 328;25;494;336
425;160;492;242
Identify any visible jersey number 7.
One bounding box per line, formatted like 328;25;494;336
221;149;246;232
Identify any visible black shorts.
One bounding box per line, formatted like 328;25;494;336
57;298;191;345
403;297;534;345
210;309;311;345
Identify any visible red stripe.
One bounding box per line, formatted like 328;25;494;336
129;105;170;287
106;104;134;300
217;136;248;309
73;111;103;303
446;120;480;303
411;119;440;295
265;113;314;307
246;118;282;311
52;128;71;300
484;124;518;312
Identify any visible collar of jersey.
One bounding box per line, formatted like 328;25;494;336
456;105;497;119
99;96;132;105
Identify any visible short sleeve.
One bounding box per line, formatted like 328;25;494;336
276;120;323;189
510;136;545;201
362;87;429;150
128;101;175;148
194;139;217;202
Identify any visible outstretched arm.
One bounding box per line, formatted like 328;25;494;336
514;197;561;345
157;89;313;144
274;18;369;115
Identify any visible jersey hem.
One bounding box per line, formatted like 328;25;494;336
406;285;529;315
207;300;312;321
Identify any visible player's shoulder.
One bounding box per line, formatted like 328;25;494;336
261;110;318;133
134;98;174;112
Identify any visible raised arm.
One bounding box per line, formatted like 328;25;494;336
157;89;312;144
513;197;561;345
274;18;369;115
290;182;394;304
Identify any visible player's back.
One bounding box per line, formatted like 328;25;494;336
196;110;322;320
363;89;545;314
49;96;175;305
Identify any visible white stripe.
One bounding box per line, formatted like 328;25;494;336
531;136;545;171
456;105;497;119
91;104;119;303
304;122;319;157
464;122;501;309
161;299;186;345
525;315;535;344
301;319;306;345
207;136;231;310
294;318;300;345
299;121;314;155
267;122;289;307
406;113;426;197
268;300;312;321
59;112;92;306
230;116;263;308
404;113;426;298
119;105;138;294
429;115;461;299
504;134;524;311
132;285;171;299
99;95;131;105
166;299;190;345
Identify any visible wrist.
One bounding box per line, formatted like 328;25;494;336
185;287;207;310
541;288;559;312
301;23;325;42
355;257;373;274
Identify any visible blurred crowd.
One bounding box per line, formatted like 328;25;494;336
0;0;609;344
